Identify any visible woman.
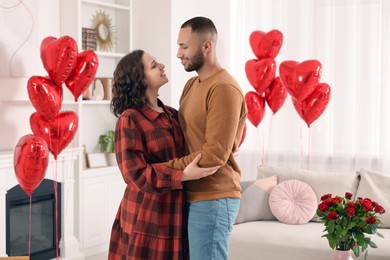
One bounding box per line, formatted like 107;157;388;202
108;49;219;260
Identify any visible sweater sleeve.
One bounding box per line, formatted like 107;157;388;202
115;115;183;193
163;84;245;170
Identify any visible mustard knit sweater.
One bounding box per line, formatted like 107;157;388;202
164;69;248;202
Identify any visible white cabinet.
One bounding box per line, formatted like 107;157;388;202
78;167;126;256
59;0;131;256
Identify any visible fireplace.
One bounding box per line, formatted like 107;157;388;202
6;179;61;259
0;149;84;259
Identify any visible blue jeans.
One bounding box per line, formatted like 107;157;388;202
186;198;240;260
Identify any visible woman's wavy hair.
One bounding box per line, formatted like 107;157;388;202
110;49;147;117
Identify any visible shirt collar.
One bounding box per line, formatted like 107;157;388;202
140;99;166;121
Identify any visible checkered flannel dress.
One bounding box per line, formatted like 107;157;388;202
108;103;189;260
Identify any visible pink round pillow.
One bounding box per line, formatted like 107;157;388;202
269;179;317;225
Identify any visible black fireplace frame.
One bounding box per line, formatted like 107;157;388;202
6;179;62;260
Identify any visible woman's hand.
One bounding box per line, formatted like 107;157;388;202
182;153;220;181
233;147;240;158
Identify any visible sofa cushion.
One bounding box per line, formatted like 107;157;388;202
269;179;317;224
257;165;360;222
355;168;390;228
235;175;277;224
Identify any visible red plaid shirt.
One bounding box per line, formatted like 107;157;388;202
114;101;186;238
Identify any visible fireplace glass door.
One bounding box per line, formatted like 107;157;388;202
6;179;61;260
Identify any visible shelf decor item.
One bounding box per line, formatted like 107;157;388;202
92;10;115;52
86;153;107;168
98;130;117;166
82;27;97;50
98;130;115;153
317;192;385;259
94;77;113;100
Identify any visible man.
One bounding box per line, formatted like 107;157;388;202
164;16;247;260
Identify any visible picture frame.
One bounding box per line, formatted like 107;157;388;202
86;153;107;168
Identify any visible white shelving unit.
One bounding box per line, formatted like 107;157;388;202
60;0;129;257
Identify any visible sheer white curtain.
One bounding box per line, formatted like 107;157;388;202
231;0;390;179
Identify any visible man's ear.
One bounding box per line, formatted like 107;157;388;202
203;40;212;53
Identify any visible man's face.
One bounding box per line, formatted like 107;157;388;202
177;27;205;72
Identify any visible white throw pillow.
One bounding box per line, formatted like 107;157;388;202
355;168;390;228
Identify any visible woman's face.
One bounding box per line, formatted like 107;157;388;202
142;52;168;90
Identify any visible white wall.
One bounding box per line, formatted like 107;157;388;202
0;0;60;78
131;0;173;104
0;0;235;150
132;0;235;109
3;1;389;180
0;0;60;151
169;0;235;109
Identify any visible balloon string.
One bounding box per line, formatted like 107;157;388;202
54;159;59;259
257;125;264;166
261;126;265;165
265;114;274;166
0;0;35;77
307;127;311;170
28;194;32;257
299;126;303;169
256;126;262;165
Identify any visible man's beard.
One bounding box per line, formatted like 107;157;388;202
185;49;204;72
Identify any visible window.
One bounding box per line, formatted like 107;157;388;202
231;0;390;177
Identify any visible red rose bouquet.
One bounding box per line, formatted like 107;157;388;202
317;192;385;259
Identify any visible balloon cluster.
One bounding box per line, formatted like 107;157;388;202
244;30;331;128
14;36;99;196
245;30;285;127
279;60;331;127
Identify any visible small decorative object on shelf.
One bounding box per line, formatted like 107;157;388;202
82;27;97;50
94;77;113;100
83;77;113;101
98;130;117;166
317;192;386;260
86;153;107;168
82;82;92;100
99;130;114;153
92;10;116;52
91;78;105;100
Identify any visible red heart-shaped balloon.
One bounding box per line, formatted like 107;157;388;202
40;36;78;86
65;50;99;102
245;91;266;127
30;111;79;159
279;59;322;102
264;77;287;115
27;76;63;120
292;83;331;127
245;58;276;94
249;30;283;59
14;134;49;196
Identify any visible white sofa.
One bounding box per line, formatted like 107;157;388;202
228;165;390;260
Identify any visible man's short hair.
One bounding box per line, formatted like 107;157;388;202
181;16;218;37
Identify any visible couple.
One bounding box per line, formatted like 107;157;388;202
108;16;247;260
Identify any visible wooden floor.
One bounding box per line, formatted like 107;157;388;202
85;252;107;260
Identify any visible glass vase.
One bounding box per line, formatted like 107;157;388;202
332;249;353;260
